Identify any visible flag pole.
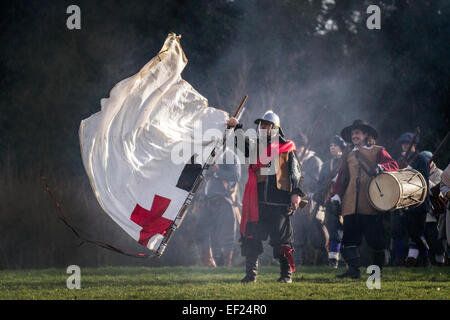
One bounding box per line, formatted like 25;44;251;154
154;95;248;257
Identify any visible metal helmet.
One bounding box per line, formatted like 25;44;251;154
254;110;284;136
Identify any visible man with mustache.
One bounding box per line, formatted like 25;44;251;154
227;110;304;283
330;120;399;279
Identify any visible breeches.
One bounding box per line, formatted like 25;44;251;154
342;213;385;250
241;203;293;259
425;221;444;255
406;210;426;251
390;210;407;240
196;197;237;254
325;203;344;244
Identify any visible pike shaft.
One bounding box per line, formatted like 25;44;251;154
155;96;248;257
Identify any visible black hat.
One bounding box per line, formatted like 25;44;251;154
330;135;346;150
396;132;419;145
340;119;378;143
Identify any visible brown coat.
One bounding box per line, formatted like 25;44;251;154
255;151;291;192
341;145;384;216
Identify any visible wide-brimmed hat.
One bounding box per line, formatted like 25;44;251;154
396;132;420;145
340;119;378;143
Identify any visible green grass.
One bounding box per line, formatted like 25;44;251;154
0;266;449;300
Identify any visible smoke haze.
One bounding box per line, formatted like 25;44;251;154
0;0;448;268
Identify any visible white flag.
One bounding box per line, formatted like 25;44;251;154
79;33;228;252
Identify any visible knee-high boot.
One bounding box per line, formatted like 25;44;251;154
241;255;258;283
372;249;385;271
278;256;292;283
336;246;360;279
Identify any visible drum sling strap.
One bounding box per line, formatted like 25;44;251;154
354;150;377;213
354;150;377;178
355;166;361;213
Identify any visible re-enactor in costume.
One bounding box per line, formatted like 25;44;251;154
331;120;399;279
315;135;347;268
392;133;434;267
227;110;304;283
291;132;324;266
440;163;450;263
195;148;241;267
420;151;446;266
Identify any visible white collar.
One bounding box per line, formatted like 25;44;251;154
352;145;373;151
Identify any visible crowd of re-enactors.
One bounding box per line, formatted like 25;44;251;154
189;110;450;283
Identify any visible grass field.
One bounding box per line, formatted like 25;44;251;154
0;266;449;300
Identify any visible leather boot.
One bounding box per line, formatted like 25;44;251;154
201;247;217;267
393;258;405;266
328;251;339;269
277;256;292;283
372;249;385;272
241;256;258;283
420;255;432;268
405;257;417;267
336;246;360;279
328;258;339;269
405;248;419;267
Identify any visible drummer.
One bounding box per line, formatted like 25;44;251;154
394;133;432;267
330;120;398;279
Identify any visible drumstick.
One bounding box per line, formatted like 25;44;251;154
375;180;384;197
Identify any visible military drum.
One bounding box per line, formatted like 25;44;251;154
368;168;427;212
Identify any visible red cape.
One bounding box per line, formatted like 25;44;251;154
240;139;296;238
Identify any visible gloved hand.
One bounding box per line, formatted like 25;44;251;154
369;166;381;177
226;117;238;128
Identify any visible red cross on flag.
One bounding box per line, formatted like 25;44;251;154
79;33;228;253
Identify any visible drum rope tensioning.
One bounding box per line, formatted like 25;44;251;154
368;168;427;212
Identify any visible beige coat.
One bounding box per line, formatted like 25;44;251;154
341;145;384;216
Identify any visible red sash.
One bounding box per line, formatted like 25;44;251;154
240;139;296;238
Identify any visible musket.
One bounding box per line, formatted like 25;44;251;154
298;106;327;163
235;98;247;123
154;95;248;257
286;150;309;215
398;126;420;169
430;130;450;163
232;95;248;124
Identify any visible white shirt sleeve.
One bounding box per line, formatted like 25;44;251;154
330;194;341;204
